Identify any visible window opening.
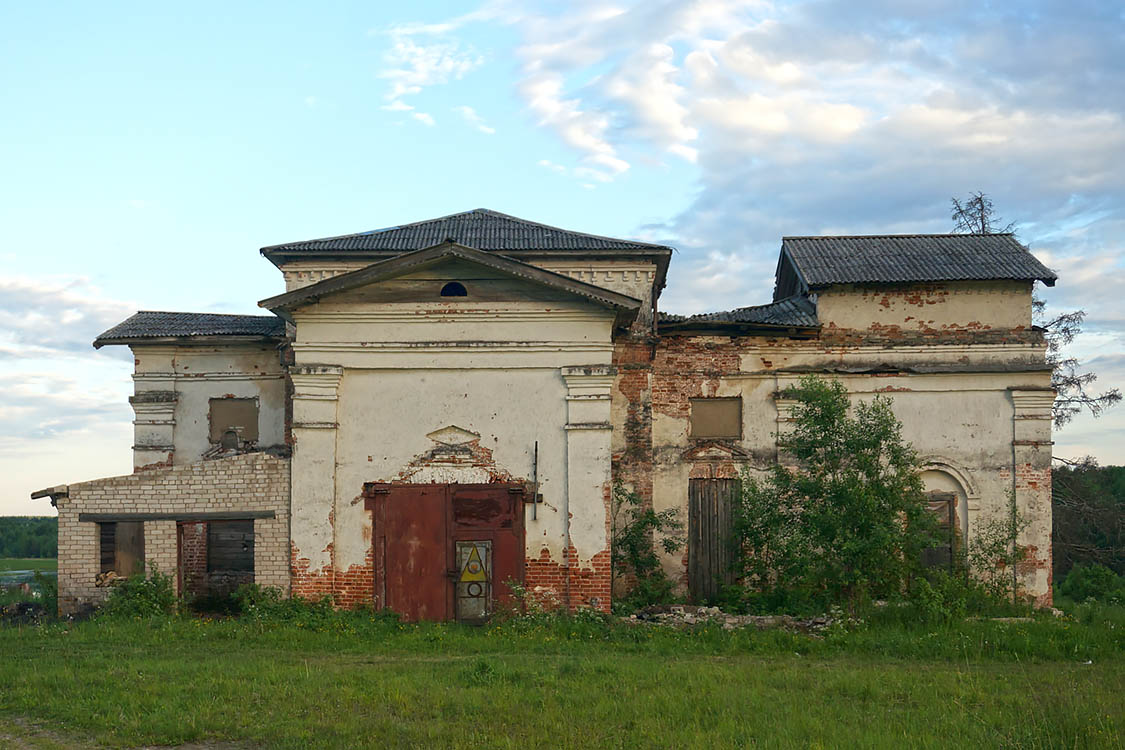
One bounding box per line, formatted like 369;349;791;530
440;281;468;297
99;521;145;576
209;398;259;444
689;397;742;439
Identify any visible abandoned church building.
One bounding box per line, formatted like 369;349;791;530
35;209;1060;618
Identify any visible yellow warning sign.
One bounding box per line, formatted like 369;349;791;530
460;545;487;582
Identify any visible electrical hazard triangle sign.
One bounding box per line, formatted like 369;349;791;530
459;544;487;582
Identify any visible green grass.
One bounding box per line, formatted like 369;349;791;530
0;612;1122;749
0;559;56;572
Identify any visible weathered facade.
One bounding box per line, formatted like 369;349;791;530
37;210;1059;616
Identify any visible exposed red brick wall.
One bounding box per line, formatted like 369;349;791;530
178;522;208;596
524;547;611;612
333;548;376;609
290;542;336;601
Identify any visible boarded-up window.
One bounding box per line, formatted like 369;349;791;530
921;492;958;570
99;521;145;576
209;398;259;443
688;478;739;603
207;520;255;573
690;398;742;439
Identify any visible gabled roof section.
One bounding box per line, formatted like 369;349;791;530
262;208;672;259
258;242;643;320
659;295;818;333
94;312;285;349
775;233;1058;299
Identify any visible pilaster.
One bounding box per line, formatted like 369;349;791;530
1009;387;1055;604
561;365;615;608
289;365;343;587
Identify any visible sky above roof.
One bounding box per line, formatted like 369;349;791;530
2;0;1123;513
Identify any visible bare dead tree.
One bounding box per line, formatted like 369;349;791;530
950;191;1120;428
1034;299;1122;428
951;191;1016;235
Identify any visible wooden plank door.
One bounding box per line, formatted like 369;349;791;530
688;478;738;604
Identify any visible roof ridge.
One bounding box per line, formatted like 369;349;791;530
133;310;280;318
783;233;1017;240
261;208;673;252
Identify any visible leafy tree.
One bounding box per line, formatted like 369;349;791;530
0;517;58;558
950;191;1120;428
732;376;937;611
1052;460;1125;579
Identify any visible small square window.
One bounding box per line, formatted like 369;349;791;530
690;397;742;439
209;398;259;443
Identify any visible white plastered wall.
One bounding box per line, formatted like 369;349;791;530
130;344;287;469
286;260;620;590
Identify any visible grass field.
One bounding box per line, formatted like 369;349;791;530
0;611;1122;749
0;559;57;572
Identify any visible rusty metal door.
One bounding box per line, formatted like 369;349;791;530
371;484;452;621
366;483;525;622
688;478;738;604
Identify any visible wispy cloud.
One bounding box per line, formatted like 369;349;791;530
377;23;485;127
454;105;496;134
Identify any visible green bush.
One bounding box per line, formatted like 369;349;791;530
732;376;938;612
33;571;57;617
1059;564;1125;603
97;564;177;619
609;484;685;612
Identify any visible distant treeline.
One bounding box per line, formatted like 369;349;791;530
0;517;58;558
1054;464;1124;580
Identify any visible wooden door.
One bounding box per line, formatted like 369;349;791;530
688;478;738;604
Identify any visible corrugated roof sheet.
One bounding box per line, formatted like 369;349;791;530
94;311;285;348
661;295;818;328
261;208;672;254
782;234;1057;287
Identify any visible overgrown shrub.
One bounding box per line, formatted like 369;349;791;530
1059;564;1125;604
33;571;57;617
731;376;938;612
609;483;685;612
229;583;349;629
97;564;177;619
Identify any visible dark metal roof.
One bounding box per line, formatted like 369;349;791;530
660;295;818;329
262;208;672;255
781;234;1058;288
94;311;285;348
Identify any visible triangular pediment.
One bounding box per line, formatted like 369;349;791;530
259;242;641;320
681;441;752;462
426;425;479;446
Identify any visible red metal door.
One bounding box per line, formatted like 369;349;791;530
366;483;525;622
371;484;451;621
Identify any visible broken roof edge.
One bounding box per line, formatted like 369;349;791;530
658;294;820;334
93;311;287;349
258;241;645;315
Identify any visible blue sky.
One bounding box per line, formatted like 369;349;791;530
2;0;1123;514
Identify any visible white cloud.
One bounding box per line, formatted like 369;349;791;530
537;159;567;174
412;112;436;127
454;105;496;134
378;28;484;118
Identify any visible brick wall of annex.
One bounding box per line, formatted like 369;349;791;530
55;453;290;615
